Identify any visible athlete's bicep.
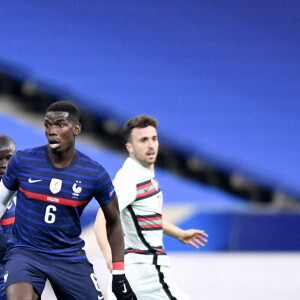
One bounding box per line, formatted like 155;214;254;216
101;195;120;223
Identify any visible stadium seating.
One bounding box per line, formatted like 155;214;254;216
0;1;299;202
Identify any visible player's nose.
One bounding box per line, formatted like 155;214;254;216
0;159;8;168
48;125;58;135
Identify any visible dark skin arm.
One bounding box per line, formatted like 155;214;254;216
100;195;124;263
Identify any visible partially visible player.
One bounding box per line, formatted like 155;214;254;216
0;101;136;300
95;115;208;299
0;135;16;300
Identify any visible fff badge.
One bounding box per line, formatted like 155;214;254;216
50;178;62;194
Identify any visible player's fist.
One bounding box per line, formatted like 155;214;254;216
112;274;137;300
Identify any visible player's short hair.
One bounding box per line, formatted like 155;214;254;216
0;134;16;153
123;115;158;142
46;101;80;124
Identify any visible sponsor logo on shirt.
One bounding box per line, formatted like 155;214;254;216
28;178;42;183
47;196;60;203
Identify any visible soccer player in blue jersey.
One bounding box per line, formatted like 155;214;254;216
0;135;16;300
0;101;136;300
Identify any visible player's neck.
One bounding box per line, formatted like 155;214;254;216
47;146;76;168
130;156;155;171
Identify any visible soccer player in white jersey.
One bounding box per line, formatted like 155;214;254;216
94;115;208;300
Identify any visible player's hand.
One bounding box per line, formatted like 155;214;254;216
178;229;208;248
112;274;137;300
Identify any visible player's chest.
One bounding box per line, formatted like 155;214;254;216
19;167;93;201
134;178;163;212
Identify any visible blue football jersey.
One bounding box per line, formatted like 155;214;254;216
0;197;16;262
2;145;115;255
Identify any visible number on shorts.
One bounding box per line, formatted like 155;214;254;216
90;273;102;292
44;205;57;224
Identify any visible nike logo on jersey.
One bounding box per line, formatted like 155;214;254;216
28;178;42;183
122;283;127;293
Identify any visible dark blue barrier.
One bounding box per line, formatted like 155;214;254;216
164;211;300;252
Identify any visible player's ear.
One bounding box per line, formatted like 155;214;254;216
126;142;133;154
73;123;81;136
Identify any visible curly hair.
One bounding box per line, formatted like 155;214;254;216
122;115;158;142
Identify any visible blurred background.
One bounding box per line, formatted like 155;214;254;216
0;1;300;299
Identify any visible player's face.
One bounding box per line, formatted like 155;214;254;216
126;126;158;170
44;111;81;154
0;147;15;181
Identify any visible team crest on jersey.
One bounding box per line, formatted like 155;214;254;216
72;180;82;198
50;178;62;194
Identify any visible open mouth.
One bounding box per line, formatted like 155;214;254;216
49;139;60;149
146;151;155;159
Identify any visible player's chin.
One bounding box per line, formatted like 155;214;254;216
50;147;63;154
147;157;157;164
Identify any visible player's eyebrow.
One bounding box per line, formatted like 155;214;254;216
44;118;68;123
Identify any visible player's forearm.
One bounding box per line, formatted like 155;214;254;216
94;209;112;265
106;217;125;263
163;219;184;239
0;181;15;218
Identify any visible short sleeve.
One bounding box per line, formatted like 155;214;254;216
2;153;19;191
113;175;136;211
1;197;16;235
94;169;116;207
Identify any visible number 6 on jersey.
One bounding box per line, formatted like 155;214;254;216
44;205;57;224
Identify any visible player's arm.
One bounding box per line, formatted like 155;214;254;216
94;208;112;272
0;181;15;219
101;195;137;300
163;219;209;249
101;195;124;263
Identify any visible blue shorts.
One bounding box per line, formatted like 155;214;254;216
4;247;104;300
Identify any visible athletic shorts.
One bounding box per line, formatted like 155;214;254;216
107;263;189;300
4;247;104;300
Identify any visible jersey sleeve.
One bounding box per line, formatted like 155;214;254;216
113;174;136;211
94;168;116;207
2;153;19;191
1;197;16;235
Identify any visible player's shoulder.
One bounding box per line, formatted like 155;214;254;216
12;145;46;162
75;150;108;173
113;159;138;185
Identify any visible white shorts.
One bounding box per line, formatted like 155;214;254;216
107;263;189;300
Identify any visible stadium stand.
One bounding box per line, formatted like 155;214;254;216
0;1;300;205
0;0;300;251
